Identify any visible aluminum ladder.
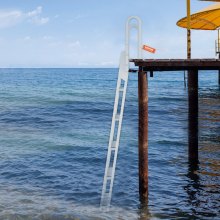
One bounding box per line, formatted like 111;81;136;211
100;51;129;208
100;16;142;209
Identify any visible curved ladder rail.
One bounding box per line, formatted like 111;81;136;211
100;16;142;209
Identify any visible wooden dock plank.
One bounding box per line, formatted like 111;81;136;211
130;59;220;71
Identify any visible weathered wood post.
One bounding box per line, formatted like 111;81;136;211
138;67;148;203
218;54;220;85
187;0;191;60
218;31;220;86
186;0;198;163
188;69;199;164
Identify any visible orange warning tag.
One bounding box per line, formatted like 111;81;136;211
142;45;156;53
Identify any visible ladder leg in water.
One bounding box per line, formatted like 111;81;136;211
100;51;129;208
100;16;142;209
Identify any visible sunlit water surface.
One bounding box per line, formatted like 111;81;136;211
0;68;219;219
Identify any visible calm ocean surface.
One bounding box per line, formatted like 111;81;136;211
0;68;219;220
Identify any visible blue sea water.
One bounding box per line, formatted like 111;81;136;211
0;68;219;220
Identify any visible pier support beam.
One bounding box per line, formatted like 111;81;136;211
138;68;148;203
188;69;199;164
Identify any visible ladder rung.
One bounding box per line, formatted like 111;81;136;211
115;114;120;121
107;167;113;177
119;87;124;92
101;51;128;208
102;193;110;202
111;141;117;150
105;192;110;199
104;192;110;198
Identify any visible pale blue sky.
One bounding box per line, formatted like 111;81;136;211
0;0;217;67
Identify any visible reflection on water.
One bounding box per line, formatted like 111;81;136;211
138;205;150;220
185;163;201;216
138;85;219;219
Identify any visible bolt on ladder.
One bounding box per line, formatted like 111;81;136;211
100;16;142;209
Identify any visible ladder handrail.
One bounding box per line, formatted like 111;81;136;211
126;16;143;60
100;16;143;209
100;51;128;208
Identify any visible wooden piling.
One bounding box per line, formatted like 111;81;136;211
218;46;220;85
138;68;148;203
218;54;220;85
130;58;220;199
188;69;199;163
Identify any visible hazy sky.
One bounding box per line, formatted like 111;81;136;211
0;0;217;67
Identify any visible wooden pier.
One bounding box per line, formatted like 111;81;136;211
130;59;220;203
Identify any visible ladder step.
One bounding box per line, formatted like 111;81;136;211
115;114;120;121
119;87;124;92
111;141;117;150
101;193;110;203
107;167;113;177
100;50;129;208
104;192;110;198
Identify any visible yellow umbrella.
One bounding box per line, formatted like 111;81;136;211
177;3;220;30
178;1;220;85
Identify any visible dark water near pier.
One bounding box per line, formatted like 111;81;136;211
0;68;219;220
